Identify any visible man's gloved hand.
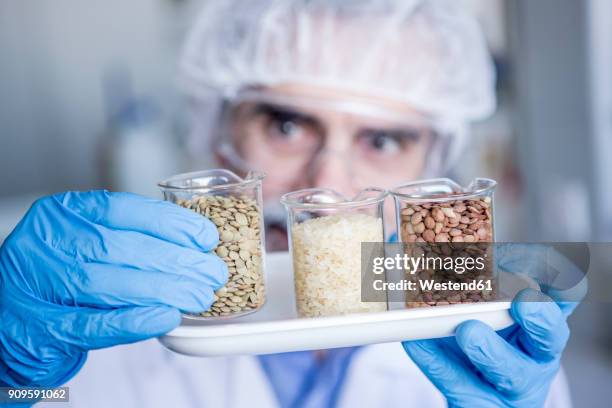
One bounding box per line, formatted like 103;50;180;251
404;290;574;407
402;244;586;407
0;191;227;387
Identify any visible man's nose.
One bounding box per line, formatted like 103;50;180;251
307;152;356;197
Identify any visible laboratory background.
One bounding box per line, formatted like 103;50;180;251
1;0;611;405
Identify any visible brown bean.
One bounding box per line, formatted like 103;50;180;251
424;216;435;229
449;228;462;237
411;212;423;225
434;233;449;242
477;227;489;240
432;208;445;222
401;207;415;216
423;229;435;242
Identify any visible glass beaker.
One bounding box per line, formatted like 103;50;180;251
281;188;388;318
158;169;266;319
390;178;497;308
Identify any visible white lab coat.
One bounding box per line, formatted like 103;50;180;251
38;340;572;408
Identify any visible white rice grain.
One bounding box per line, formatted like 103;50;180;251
291;213;387;317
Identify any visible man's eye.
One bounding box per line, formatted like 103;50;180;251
271;115;301;138
358;129;421;155
265;111;313;142
362;131;403;154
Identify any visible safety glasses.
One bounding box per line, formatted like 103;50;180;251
213;89;448;195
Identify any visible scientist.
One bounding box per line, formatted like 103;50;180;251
1;1;577;407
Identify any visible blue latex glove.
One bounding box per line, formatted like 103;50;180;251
402;244;585;407
0;191;227;388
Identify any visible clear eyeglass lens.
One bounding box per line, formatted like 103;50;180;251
224;102;435;190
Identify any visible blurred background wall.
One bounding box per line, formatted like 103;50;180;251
0;0;202;236
0;0;610;405
0;0;183;195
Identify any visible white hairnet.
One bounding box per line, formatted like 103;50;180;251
181;0;496;166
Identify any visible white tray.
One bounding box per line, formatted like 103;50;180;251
159;252;535;357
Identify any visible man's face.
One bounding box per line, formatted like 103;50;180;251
216;84;437;248
224;84;434;198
